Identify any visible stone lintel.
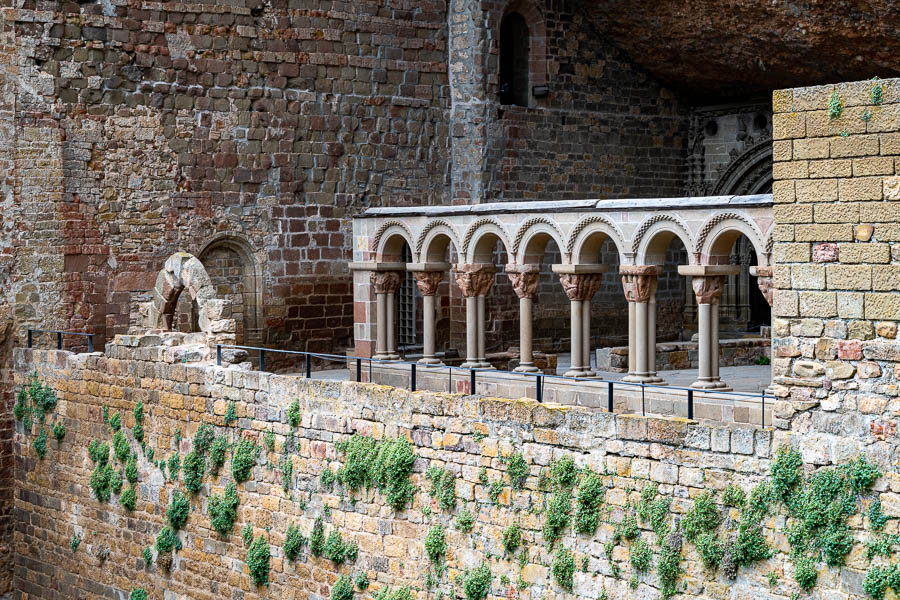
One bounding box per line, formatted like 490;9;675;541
406;262;451;272
678;265;741;277
619;265;662;276
750;266;773;277
349;261;407;272
550;264;610;274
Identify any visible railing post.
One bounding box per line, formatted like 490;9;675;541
216;345;222;366
57;332;62;350
27;329;33;348
761;391;765;428
410;363;416;392
607;381;614;413
305;354;311;379
88;334;94;353
641;382;646;416
448;366;452;393
259;349;265;372
687;389;694;420
356;358;362;383
469;368;475;395
536;375;543;403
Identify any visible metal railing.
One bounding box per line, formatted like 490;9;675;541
27;329;95;353
216;344;774;427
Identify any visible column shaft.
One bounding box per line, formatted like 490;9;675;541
515;297;538;372
420;294;441;365
375;292;387;359
627;301;636;376
386;291;398;359
565;299;585;377
693;302;714;388
582;299;593;375
476;295;492;368
462;296;478;368
634;301;649;377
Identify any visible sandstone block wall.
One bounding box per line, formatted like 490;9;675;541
8;337;900;600
770;78;900;444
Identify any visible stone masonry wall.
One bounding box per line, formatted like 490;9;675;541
2;1;450;357
770;78;900;451
10;337;900;600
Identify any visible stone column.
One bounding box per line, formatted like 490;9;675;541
370;271;402;361
558;272;604;377
620;266;661;384
414;271;445;365
455;264;496;369
678;265;740;390
507;264;541;373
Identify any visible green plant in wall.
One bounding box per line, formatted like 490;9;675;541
113;429;130;462
828;90;844;119
501;524;521;555
208;436;228;475
681;491;720;542
695;532;724;569
552;547;575;591
721;484;746;508
657;534;683;599
629;538;652;573
263;430;275;453
310;517;325;556
284;523;306;561
864;565;900;600
426;466;457;511
224;401;237;425
456;509;475;533
871;77;884;105
33;427;48;458
142;546;152;567
109;411;122;432
543;455;578;548
425;524;447;564
182;449;206;494
321;463;336;489
90;462;114;502
209;481;241;535
167;490;190;530
324;529;358;564
125;454;138;485
869;498;888;531
575;469;605;535
505;452;529;490
617;510;639;541
70;532;82;552
242;522;253;547
355;572;369;591
636;484;670;538
193;423;214;453
129;588;147;600
462;564;492;600
167;452;181;481
232;438;260;483
155;526;182;571
121;484;137;511
371;436;416;511
52;421;66;443
280;453;294;492
132;402;144;444
374;586;413;600
247;535;271;587
288;400;301;427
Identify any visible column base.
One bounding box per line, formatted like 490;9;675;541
646;375;668;385
621;374;656;383
386;353;401;360
418;357;444;366
564;369;590;378
460;360;480;369
373;353;390;361
690;379;727;390
475;362;495;370
514;364;541;373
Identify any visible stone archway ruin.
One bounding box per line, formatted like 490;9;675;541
144;252;236;350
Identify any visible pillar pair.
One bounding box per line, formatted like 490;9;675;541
620;266;665;384
370;271;402;360
455;264;496;369
678;265;740;390
555;268;606;378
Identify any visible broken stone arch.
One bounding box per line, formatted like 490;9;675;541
146;252;236;348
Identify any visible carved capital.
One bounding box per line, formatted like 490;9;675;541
506;264;541;299
559;273;603;302
620;265;660;303
691;275;725;305
756;276;774;307
413;271;444;296
454;264;496;297
370;271;402;294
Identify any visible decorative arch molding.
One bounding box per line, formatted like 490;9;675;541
373;220;415;262
698;212;767;261
416;219;459;255
712;140;774;196
566;215;626;259
197;233;265;347
512;217;565;263
631;214;695;258
462;217;512;263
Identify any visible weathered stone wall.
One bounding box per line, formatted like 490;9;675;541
10;332;900;600
1;1;450;357
770;77;900;445
448;0;689;204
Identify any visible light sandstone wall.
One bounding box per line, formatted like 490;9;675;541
770;78;900;458
10;337;898;600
